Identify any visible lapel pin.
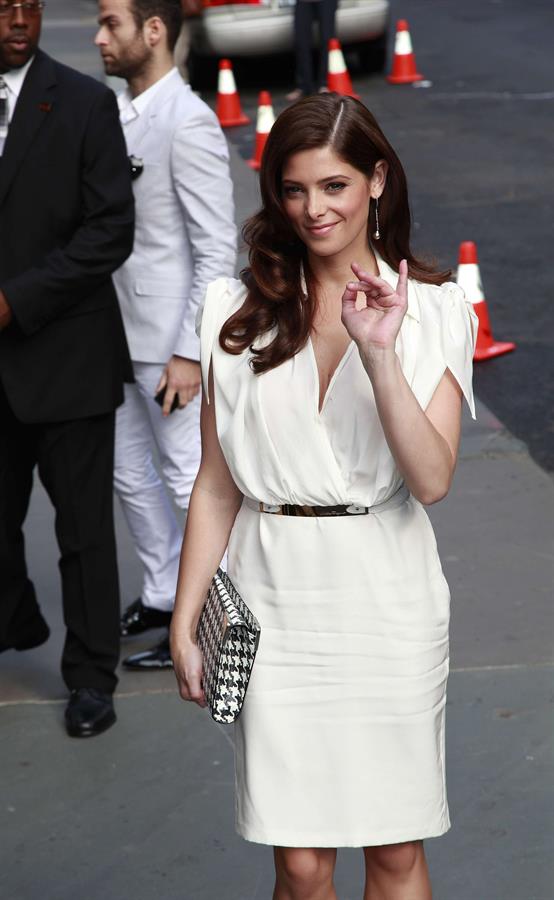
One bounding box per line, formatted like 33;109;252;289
39;102;52;113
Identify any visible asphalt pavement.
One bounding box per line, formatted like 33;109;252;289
1;2;553;899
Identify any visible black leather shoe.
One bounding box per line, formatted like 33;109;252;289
65;688;116;738
120;598;172;637
122;635;173;670
0;611;50;653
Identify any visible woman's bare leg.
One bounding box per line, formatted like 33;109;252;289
273;847;338;900
363;841;432;900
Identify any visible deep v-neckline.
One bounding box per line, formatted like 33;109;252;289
307;336;355;416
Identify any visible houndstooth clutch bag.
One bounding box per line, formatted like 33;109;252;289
197;568;261;724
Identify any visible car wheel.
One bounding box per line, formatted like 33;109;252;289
188;50;219;91
356;30;388;74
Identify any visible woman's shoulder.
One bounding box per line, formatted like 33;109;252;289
197;277;249;401
204;276;247;313
377;253;470;324
410;278;478;418
411;278;477;334
412;277;465;310
195;277;247;337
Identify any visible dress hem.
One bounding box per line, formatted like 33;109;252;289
235;818;451;849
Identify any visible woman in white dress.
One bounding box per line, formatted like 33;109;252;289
170;93;477;900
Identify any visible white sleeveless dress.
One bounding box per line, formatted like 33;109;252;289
198;255;477;848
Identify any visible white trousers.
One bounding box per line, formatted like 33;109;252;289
114;362;201;612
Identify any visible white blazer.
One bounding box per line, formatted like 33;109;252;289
113;69;237;363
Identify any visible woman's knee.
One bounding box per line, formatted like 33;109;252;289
367;840;422;877
275;847;335;893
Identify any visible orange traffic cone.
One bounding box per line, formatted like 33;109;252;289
248;91;275;170
456;241;516;362
387;20;424;84
327;38;359;98
215;59;250;128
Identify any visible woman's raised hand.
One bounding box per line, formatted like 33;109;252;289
171;633;207;708
341;259;408;353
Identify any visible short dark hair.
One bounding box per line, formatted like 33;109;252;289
131;0;183;52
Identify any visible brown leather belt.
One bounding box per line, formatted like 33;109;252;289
244;485;409;517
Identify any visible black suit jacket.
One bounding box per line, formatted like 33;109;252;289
0;50;135;423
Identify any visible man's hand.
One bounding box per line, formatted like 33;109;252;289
155;355;201;417
0;290;13;331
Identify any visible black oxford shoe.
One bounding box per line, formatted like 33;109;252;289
120;598;172;637
122;635;173;670
65;688;116;738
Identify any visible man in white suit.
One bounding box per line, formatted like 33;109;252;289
96;0;236;668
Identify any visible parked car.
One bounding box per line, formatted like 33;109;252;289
188;0;390;86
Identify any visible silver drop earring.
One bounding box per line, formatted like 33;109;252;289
372;196;380;241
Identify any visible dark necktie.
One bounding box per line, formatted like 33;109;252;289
0;76;8;145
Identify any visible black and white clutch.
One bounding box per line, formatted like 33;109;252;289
197;568;261;725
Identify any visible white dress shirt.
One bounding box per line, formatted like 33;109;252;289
0;56;34;154
117;66;176;128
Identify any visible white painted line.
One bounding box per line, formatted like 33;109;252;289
0;687;176;707
1;662;552;707
450;662;553;673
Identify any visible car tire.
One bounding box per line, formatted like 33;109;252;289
188;50;219;91
355;30;388;74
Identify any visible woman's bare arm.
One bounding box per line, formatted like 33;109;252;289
362;352;462;504
342;260;463;505
170;367;243;705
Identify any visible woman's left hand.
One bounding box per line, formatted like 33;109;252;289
341;259;408;353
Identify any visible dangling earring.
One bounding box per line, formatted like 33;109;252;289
372;196;380;241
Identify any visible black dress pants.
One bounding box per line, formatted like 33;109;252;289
0;384;120;693
293;0;338;95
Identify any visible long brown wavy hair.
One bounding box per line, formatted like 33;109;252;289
220;93;450;374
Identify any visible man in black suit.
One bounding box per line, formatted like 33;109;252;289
0;0;135;737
